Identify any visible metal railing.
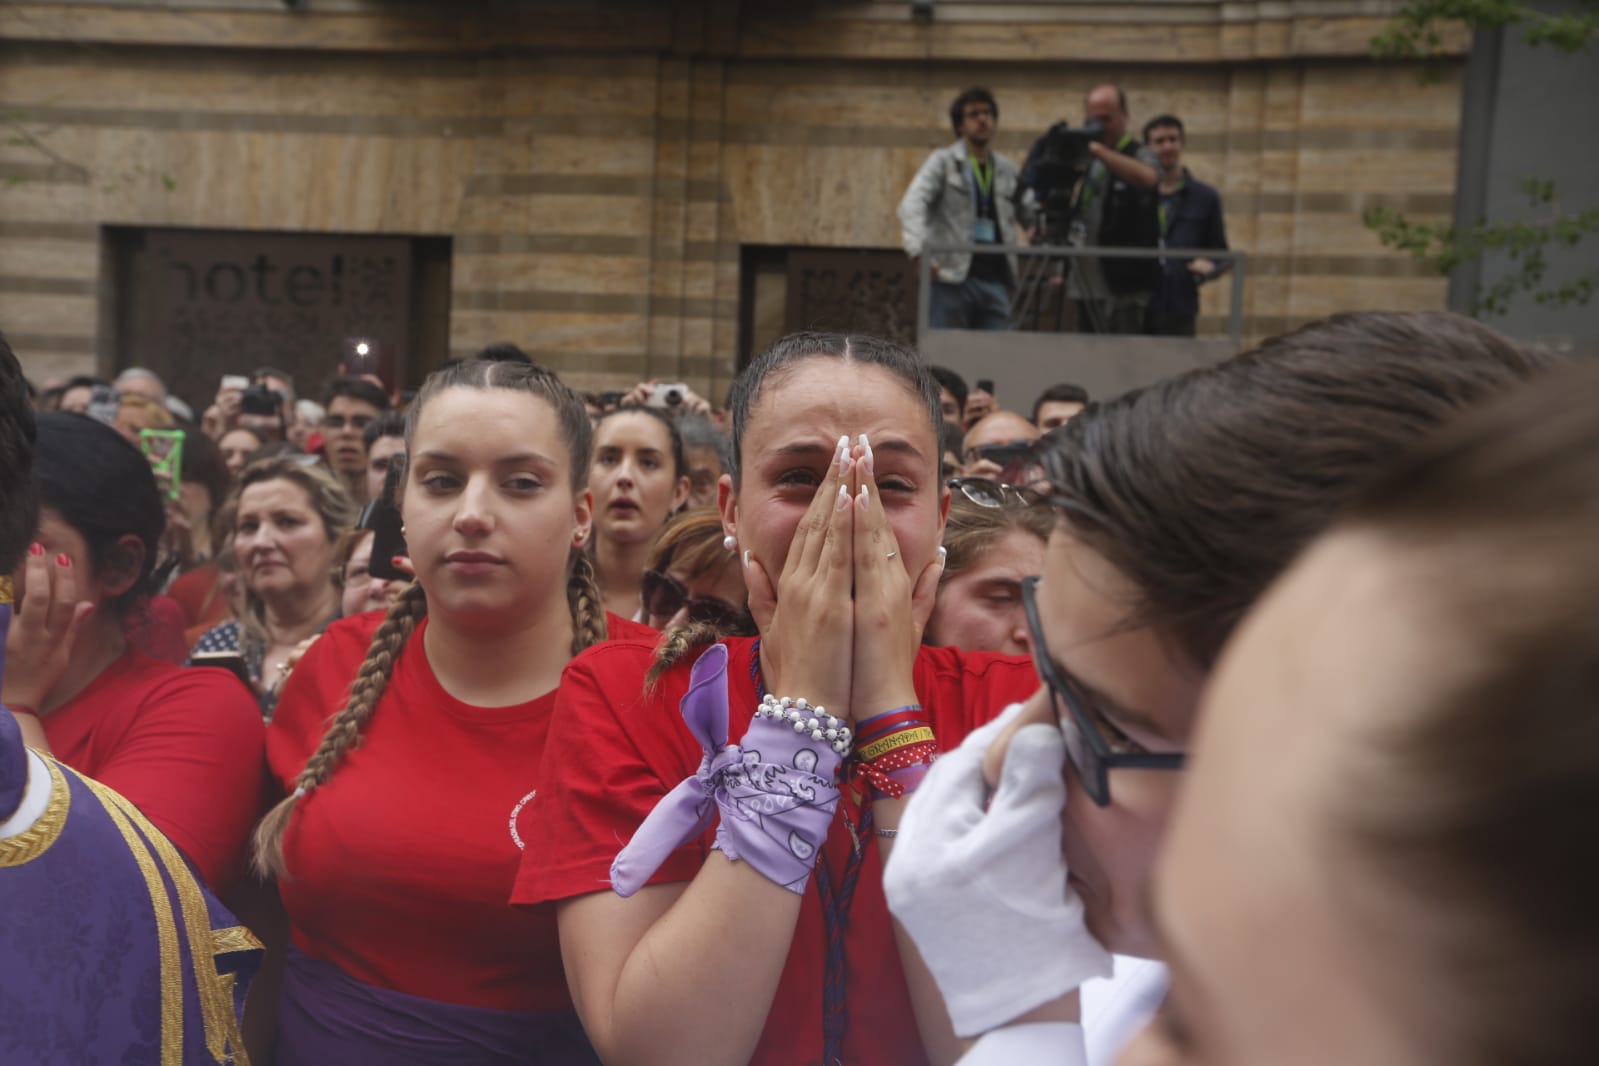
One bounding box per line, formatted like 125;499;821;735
918;242;1248;350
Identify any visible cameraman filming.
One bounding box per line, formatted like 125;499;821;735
1066;83;1162;335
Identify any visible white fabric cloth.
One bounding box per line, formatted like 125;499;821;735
958;956;1169;1066
1084;956;1168;1065
0;749;53;839
885;702;1112;1037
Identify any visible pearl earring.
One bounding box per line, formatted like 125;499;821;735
722;535;737;551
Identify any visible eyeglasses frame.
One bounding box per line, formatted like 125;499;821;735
1020;574;1185;806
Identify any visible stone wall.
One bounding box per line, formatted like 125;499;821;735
0;0;1468;399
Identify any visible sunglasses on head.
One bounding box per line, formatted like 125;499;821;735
948;476;1044;509
642;569;746;630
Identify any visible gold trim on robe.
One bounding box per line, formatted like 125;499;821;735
0;756;70;868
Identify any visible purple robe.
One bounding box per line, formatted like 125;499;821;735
0;603;262;1064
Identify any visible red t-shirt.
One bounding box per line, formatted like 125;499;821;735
43;648;266;893
168;564;230;631
513;635;1038;1066
266;610;656;1013
124;594;193;665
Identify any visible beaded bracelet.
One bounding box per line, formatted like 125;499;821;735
755;694;854;755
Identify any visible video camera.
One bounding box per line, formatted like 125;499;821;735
1020;116;1106;245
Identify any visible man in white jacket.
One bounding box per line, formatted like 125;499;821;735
898;87;1034;331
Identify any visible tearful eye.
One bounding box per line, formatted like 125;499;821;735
776;468;822;488
1092;706;1151;756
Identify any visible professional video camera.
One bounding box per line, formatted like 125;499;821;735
1018;116;1106;246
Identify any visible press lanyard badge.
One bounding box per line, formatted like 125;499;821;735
968;156;998;243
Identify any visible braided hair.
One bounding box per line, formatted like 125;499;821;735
253;358;606;879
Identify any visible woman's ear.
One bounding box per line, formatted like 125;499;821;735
98;533;147;601
572;488;594;549
717;473;737;545
671;474;692;515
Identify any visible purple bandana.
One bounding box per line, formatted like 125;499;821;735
610;643;842;895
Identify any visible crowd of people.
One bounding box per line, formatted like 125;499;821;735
2;310;1594;1066
900;83;1229;336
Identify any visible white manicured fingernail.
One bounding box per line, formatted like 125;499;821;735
936;546;948;568
858;483;869;506
836;435;850;476
858;433;874;477
742;549;753;568
837;483;850;511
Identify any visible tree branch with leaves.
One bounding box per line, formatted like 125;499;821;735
1367;0;1598;317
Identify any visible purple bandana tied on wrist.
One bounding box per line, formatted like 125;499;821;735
610;643;842;896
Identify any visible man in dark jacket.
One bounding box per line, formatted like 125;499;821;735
1143;114;1230;337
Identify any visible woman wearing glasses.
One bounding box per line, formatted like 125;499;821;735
640;508;750;635
924;479;1054;655
1120;366;1599;1066
883;311;1555;1065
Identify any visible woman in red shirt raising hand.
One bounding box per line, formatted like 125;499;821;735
255;358;652;1064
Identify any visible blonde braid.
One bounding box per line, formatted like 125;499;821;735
566;549;609;656
646;621;725;689
251;581;428;880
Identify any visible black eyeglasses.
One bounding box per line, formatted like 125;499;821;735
324;414;374;432
642;569;746;631
948;477;1043;509
1020;575;1185;806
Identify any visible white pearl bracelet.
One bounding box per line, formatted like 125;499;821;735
756;694;854;754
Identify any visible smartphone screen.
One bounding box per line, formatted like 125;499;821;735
343;337;380;379
361;498;409;582
190;650;254;690
140;429;185;501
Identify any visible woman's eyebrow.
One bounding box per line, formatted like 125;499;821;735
416;449;556;467
769;441;831;460
871;438;929;463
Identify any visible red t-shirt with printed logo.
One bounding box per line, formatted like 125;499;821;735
266;610;656;1012
513;635;1039;1066
43;648;265;893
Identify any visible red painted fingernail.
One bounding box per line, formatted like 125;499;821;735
28;542;43;557
56;553;71;568
391;556;406;568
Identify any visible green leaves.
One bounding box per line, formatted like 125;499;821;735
1365;182;1599;317
1368;0;1597;315
1373;0;1598;60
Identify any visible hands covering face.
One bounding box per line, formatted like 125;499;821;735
744;434;945;725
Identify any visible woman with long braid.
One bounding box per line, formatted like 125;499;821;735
255;359;653;1064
